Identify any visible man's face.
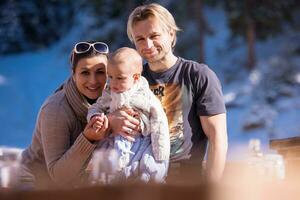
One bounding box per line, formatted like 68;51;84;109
131;17;174;64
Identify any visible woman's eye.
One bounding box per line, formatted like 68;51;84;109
81;71;89;75
96;70;105;74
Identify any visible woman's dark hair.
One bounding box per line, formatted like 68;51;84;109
70;41;108;72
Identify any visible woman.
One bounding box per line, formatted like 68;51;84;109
20;41;114;189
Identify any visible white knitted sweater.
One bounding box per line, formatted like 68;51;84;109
87;77;170;161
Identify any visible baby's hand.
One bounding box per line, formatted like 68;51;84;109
91;113;105;132
84;113;108;142
91;113;105;122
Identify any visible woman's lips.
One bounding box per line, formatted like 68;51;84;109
87;86;100;92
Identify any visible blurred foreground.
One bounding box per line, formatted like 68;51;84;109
1;136;300;200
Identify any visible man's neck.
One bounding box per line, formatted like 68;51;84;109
148;53;178;73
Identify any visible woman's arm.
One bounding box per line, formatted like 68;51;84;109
39;103;106;186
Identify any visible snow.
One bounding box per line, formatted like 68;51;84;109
295;73;300;83
0;6;299;161
0;74;6;85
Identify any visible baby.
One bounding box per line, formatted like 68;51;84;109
87;47;170;182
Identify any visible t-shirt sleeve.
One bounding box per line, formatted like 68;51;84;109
192;65;226;116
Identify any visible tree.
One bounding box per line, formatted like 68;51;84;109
88;0;146;50
193;0;218;63
172;0;214;63
225;0;300;70
0;0;75;54
193;0;206;63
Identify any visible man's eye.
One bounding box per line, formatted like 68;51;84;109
151;34;159;39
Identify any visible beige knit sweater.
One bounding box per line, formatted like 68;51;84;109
21;77;97;188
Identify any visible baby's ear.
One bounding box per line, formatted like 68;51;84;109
133;73;141;81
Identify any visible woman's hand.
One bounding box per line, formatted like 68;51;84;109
83;115;108;142
107;108;141;142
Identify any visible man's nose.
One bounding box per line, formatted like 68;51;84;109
145;38;154;49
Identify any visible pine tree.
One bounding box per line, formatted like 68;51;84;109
0;0;75;54
225;0;300;69
191;0;217;63
168;0;215;63
88;0;146;49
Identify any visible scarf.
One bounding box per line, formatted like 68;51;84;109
63;77;90;124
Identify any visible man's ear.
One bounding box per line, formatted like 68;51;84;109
169;30;175;38
169;30;176;46
133;73;141;81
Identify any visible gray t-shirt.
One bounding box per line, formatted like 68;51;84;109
142;57;226;164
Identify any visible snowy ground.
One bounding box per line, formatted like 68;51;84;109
0;7;299;160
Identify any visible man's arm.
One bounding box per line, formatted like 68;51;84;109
200;113;227;182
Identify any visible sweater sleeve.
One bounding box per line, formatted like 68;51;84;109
39;102;96;185
149;94;171;161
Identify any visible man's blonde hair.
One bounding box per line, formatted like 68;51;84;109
127;3;181;48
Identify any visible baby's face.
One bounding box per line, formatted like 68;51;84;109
107;62;138;93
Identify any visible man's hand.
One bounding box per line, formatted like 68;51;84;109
107;108;141;142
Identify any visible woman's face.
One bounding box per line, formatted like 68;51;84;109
73;55;107;100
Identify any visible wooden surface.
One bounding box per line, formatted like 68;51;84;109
270;137;300;149
2;137;300;200
0;183;212;200
270;137;300;181
1;181;300;200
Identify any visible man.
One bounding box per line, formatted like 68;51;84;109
125;3;228;183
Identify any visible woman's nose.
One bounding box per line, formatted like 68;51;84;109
89;74;98;84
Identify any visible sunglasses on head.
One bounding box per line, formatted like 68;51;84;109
74;42;109;54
